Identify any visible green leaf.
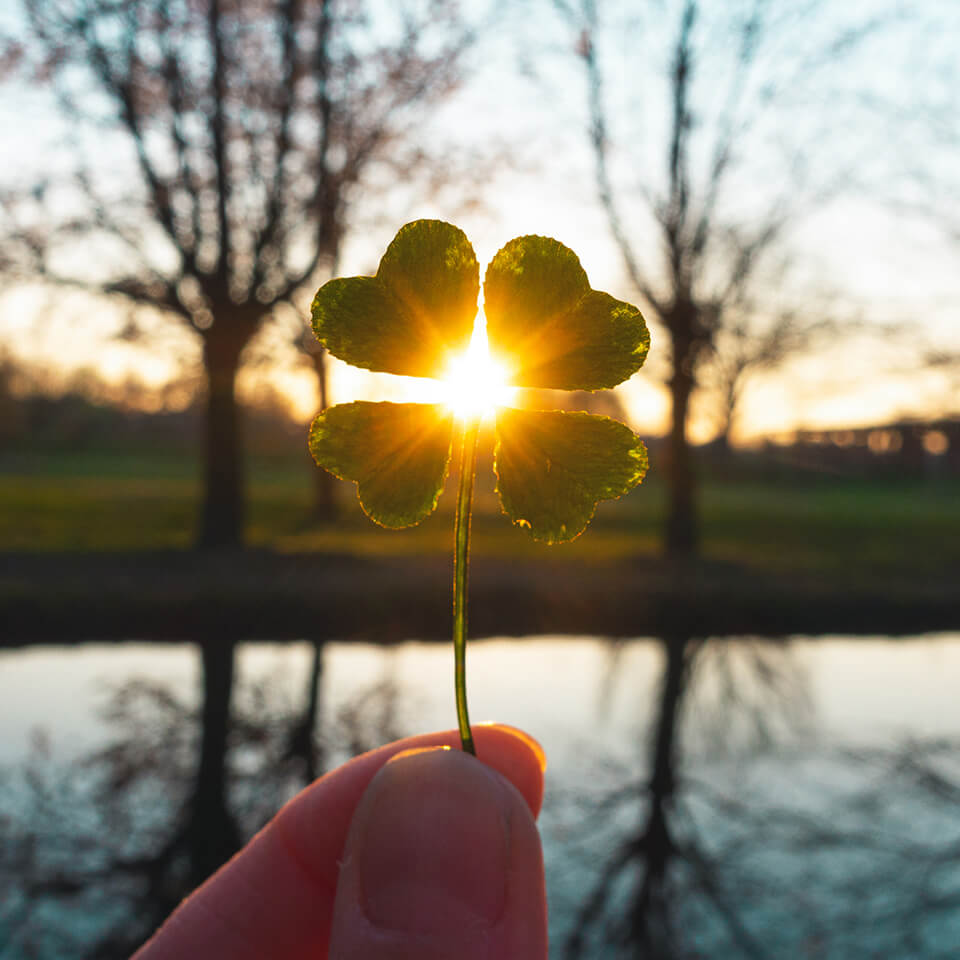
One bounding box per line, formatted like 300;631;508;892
311;220;479;379
483;235;649;390
494;408;648;543
309;402;454;527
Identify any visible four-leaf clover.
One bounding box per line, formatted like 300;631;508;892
309;219;650;544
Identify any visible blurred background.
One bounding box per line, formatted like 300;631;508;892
0;0;958;956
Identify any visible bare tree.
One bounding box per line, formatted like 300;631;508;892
557;0;897;557
0;0;473;547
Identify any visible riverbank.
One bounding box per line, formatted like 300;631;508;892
3;548;957;644
3;453;958;642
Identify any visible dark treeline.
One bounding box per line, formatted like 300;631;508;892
5;351;958;482
0;354;304;459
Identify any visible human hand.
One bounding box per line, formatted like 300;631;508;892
133;724;548;959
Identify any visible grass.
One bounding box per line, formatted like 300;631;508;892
1;450;958;581
697;479;960;577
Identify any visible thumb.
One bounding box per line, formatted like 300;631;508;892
328;746;548;960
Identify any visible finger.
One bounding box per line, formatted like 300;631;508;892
328;746;548;960
133;724;545;960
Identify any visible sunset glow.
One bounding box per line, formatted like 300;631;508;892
437;315;515;420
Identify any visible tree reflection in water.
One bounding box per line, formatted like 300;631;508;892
563;635;960;959
0;639;403;959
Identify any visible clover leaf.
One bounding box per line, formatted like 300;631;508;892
494;408;649;543
311;220;478;380
308;219;651;754
308;401;454;528
485;235;650;390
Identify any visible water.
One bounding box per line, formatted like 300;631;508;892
2;634;959;957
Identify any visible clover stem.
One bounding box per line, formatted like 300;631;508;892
453;414;481;755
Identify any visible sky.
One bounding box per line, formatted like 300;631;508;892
1;0;958;444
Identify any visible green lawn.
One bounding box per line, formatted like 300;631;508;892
1;451;958;580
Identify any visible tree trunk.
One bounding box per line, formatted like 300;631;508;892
199;324;251;549
665;326;699;558
188;639;241;889
287;640;326;783
310;347;338;522
648;635;689;803
623;634;694;954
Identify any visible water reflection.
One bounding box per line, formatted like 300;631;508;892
0;639;405;958
560;636;960;959
563;634;812;957
0;636;958;958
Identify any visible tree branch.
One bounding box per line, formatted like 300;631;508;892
208;0;231;290
577;0;663;315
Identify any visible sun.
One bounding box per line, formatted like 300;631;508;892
440;314;515;420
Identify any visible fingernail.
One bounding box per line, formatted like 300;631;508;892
480;723;548;773
354;747;511;936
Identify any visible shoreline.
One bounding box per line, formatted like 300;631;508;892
2;550;957;645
